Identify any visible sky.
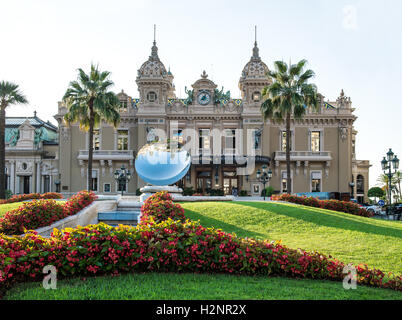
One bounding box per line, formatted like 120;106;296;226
1;0;401;188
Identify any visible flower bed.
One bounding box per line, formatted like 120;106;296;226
271;194;372;217
0;192;63;205
0;191;400;298
0;190;97;235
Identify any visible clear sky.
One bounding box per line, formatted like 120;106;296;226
1;0;401;187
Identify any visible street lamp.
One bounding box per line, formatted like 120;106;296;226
256;165;273;201
114;165;132;196
381;149;399;212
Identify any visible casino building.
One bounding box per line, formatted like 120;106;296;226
49;37;370;202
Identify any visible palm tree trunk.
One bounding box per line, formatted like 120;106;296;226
87;101;94;192
0;105;5;199
286;112;291;194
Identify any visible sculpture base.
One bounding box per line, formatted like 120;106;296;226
139;185;183;202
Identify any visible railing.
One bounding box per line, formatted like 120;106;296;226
77;150;134;160
274;151;332;161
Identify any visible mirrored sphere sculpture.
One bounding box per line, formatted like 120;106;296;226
135;141;191;186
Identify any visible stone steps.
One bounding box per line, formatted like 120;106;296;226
98;211;141;227
97;198;143;227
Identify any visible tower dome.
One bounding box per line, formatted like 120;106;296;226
240;41;269;80
137;40;168;79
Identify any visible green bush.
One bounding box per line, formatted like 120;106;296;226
239;190;249;197
5;190;12;200
136;188;142;196
261;186;275;197
0;190;97;235
208;189;224;196
183;187;195;196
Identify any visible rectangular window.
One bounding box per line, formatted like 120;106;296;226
91;170;98;192
93;129;100;150
311;172;322;192
104;183;111;193
199;129;210;153
44;175;50;193
311;131;321;152
117;130;129;151
224;129;236;154
281;171;292;193
281;131;292;151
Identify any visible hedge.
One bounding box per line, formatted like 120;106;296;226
0;191;97;235
271;194;373;217
0;192;63;205
0;191;400;298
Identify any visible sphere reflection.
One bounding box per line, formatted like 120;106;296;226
135;142;191;186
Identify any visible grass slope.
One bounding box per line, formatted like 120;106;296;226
181;201;402;274
4;273;402;300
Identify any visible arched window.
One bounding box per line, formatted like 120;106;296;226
356;175;364;194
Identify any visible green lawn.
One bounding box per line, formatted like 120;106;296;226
4;272;401;300
181;201;402;275
0;202;24;218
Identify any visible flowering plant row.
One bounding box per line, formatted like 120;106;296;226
140;192;186;224
271;194;372;217
0;191;399;298
0;192;63;205
0;190;97;235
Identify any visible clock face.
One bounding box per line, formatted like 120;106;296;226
197;92;211;105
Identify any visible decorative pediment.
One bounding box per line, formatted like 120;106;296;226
15;119;35;149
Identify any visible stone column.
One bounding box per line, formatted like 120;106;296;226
10;160;15;194
36;161;41;193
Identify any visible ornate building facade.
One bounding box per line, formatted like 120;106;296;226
4;112;59;195
51;38;370;202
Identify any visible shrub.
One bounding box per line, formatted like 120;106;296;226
0;190;96;235
5;190;12;200
0;192;63;205
183;187;195;196
140;191;185;224
273;194;373;217
208;189;224;196
239;190;248;197
0;200;65;235
261;186;275;197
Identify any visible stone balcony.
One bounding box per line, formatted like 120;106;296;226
273;151;332;162
77;150;135;162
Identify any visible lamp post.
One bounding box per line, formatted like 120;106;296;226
381;148;399;213
114;165;132;196
256;165;273;201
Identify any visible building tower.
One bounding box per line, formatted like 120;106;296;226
238;26;271;106
135;25;175;106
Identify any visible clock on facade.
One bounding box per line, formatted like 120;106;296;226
197;92;211;105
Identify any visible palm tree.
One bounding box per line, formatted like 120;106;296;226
376;173;398;204
261;60;318;194
0;81;28;199
393;171;402;202
63;64;121;191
